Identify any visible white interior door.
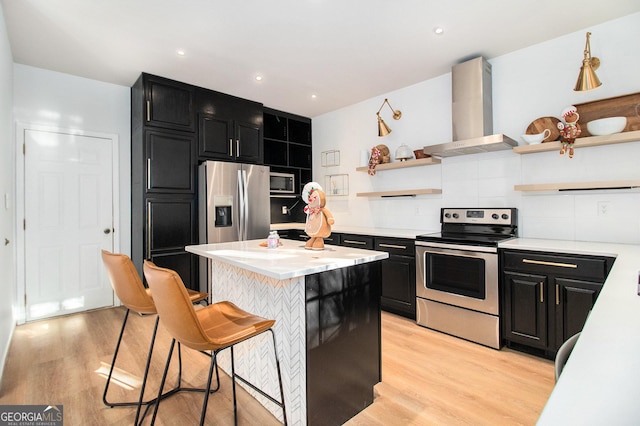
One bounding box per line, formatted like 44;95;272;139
24;129;115;321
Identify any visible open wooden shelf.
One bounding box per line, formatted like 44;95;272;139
513;130;640;154
356;188;442;197
355;157;441;172
514;179;640;192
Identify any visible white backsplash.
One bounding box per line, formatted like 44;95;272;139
312;12;640;244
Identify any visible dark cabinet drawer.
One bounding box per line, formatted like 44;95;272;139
341;234;374;250
502;251;612;282
375;237;415;256
323;232;341;246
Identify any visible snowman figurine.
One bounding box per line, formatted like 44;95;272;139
302;182;334;250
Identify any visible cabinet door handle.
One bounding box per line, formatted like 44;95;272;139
556;284;560;305
147;158;151;190
343;240;367;245
146;100;150;121
523;259;578;269
539;282;544;303
229;139;233;157
146;201;152;259
236;139;240;158
378;243;407;250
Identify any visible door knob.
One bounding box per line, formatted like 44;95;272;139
104;228;112;234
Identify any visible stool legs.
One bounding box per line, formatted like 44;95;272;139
150;329;286;425
150;339;221;426
102;308;159;425
230;329;287;425
103;308;189;425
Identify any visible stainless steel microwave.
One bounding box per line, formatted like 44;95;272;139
269;172;295;194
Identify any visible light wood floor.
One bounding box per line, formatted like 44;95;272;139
0;307;554;425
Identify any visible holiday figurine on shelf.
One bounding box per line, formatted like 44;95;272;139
368;144;390;175
557;105;581;158
303;182;334;250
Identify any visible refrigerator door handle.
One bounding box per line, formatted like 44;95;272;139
241;170;249;240
237;170;245;241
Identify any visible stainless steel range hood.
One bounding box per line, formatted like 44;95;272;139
423;57;517;158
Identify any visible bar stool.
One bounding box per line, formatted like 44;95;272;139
143;260;287;426
101;250;208;425
555;332;581;381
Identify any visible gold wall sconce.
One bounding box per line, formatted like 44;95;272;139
376;98;402;137
574;32;602;91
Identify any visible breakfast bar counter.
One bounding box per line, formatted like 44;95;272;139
186;239;388;425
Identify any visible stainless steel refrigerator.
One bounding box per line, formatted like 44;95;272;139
198;160;270;292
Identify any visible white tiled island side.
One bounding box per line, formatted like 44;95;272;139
186;239;388;425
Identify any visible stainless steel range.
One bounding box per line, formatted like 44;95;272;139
415;208;517;349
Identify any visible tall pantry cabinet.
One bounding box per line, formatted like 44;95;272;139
131;74;199;289
131;73;266;290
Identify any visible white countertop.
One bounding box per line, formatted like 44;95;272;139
186;239;389;280
499;238;640;424
270;223;436;239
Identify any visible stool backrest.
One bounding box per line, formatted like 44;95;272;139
143;260;212;351
101;250;156;314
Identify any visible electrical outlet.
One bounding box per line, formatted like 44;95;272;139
598;201;611;216
281;206;288;215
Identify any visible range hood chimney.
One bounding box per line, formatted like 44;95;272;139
423;57;517;157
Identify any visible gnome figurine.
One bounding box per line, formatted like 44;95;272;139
303;184;334;250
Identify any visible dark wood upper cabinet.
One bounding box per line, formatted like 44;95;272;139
196;88;263;164
143;74;195;132
145;129;196;193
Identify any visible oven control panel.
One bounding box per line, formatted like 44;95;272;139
441;208;516;225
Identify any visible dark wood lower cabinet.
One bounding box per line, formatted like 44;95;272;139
555;278;603;349
375;237;416;319
501;249;614;357
145;197;197;289
278;230;417;319
503;271;548;350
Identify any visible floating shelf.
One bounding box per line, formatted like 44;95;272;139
356;188;442;197
513;130;640;154
355;157;441;172
514;179;640;192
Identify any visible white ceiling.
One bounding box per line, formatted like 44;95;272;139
3;0;640;118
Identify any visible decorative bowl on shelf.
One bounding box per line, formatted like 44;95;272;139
521;129;551;145
587;117;627;136
413;149;429;159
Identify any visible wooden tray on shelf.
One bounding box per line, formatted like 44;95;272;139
575;92;640;137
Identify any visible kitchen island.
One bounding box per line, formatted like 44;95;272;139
499;239;640;424
186;239;388;425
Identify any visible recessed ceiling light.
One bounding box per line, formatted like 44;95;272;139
255;75;263;81
311;94;317;99
176;49;186;56
433;27;444;35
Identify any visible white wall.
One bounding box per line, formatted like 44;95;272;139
313;12;640;244
12;64;131;254
0;2;15;381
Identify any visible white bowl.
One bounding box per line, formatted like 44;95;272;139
587;117;627;136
